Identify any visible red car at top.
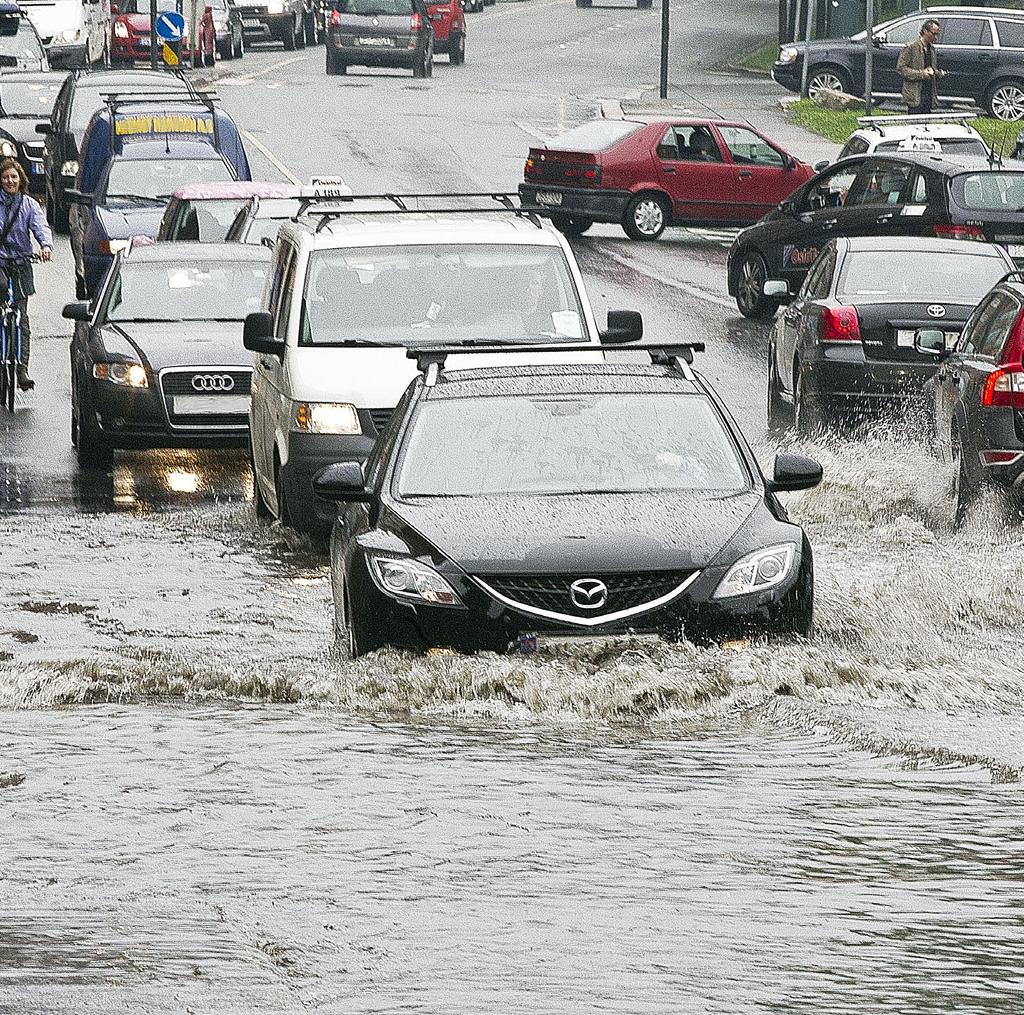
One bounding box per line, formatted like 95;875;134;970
519;118;814;241
111;0;217;66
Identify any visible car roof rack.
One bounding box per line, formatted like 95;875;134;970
293;191;545;231
856;112;978;134
101;90;221;152
407;341;706;386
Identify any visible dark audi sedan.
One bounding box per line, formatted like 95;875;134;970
314;345;823;657
326;0;433;77
767;236;1014;434
63;242;270;468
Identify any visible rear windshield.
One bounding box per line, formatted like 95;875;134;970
838;250;1008;301
0;79;59;117
335;0;414;13
105;157;232;201
170;198;247;241
953;172;1024;212
397;393;748;498
0;24;44;68
546;120;642;153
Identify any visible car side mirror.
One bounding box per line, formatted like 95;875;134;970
872;31;886;47
768;453;822;493
812;159;830;172
243;312;284;356
312;461;373;502
763;279;790;300
35;121;52;135
62;301;91;321
599;309;643;344
914;328;945;356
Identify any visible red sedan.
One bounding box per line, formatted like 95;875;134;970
111;0;217;66
519;118;815;240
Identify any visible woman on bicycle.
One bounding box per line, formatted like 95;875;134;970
0;158;52;391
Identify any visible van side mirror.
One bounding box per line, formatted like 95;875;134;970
243;312;284;356
768;453;822;493
599;309;643;344
313;461;373;502
62;301;91;321
35;121;52;135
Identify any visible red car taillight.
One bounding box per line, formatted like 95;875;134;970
934;224;986;241
819;306;861;344
524;157;538;179
981;311;1024;408
329;8;340;24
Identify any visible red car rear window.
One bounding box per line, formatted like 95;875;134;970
546;121;643;153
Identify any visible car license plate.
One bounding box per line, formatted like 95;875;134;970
517;631;661;655
897;328;960;349
355;35;393;45
29;161;42;174
138;35;150;45
242;18;261;27
1006;244;1024;259
536;191;563;207
173;395;249;415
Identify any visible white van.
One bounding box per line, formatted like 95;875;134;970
242;195;634;535
19;0;110;67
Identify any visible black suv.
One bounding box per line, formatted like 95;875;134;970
728;152;1024;318
927;273;1024;522
774;6;1024;121
313;344;822;657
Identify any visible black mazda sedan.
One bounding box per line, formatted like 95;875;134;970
314;346;823;657
63;241;270;468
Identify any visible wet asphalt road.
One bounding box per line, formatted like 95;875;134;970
3;4;1024;1013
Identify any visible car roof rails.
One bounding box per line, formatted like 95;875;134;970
102;90;221;151
293;191;545;231
407;341;706;386
857;112;977;133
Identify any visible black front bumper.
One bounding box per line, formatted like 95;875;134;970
772;62;801;93
519;183;632;224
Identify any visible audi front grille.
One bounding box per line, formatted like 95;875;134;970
158;367;252;431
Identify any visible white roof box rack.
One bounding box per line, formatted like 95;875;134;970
856;112;978;131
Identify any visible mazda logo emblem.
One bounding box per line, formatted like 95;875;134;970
191;373;235;392
927;305;946;319
570;578;608;610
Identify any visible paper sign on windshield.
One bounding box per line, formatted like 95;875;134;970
114;113;215;138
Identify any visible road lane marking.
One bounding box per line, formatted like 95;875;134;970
593;243;735;309
241;129;302;185
216;52;309;86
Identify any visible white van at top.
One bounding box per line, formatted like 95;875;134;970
242;194;636;535
19;0;110;67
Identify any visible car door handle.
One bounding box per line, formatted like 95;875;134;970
821;218;838;229
662;166;676;174
738;170;753;179
876;212;894;223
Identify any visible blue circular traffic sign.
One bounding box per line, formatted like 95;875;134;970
155;10;186;41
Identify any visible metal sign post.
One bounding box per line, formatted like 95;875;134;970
150;0;158;67
864;0;874;115
155;9;186;65
659;0;669;99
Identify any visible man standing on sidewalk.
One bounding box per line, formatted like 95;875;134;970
897;19;947;114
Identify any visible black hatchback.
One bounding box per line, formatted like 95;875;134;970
325;0;433;78
313;345;823;657
728;153;1024;319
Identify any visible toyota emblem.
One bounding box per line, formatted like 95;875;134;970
191;373;235;393
569;578;608;610
927;305;946;319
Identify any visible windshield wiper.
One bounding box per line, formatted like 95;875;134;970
104;193;166;205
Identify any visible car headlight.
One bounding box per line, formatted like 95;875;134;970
0;141;16;159
713;543;796;599
368;554;465;607
113;21;130;38
60;159;79;178
93;362;149;388
59;28;82;42
267;1;284;12
779;46;798;64
291;401;361;434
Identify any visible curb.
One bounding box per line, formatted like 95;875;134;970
724;61;771;78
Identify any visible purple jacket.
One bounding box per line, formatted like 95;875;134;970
0;190;53;262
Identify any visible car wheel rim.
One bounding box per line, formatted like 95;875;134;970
634;199;663;235
739;257;764;310
992;85;1024;120
808;72;842;99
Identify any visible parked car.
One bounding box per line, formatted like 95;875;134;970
158;181;302;242
111;0;217;66
0;71;65;194
64;242;271;468
773;5;1024;121
224;191;302;244
519;117;814;240
315;343;821;657
576;0;650;8
36;67;197;233
0;3;49;71
729;152;1024;319
18;0;110;67
210;0;245;59
325;0;433;78
233;0;306;50
766;236;1013;434
426;0;463;64
830;112;989;166
927;273;1024;522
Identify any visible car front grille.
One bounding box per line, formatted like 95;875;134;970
478;570;696;621
159;368;251;430
23;141;44;160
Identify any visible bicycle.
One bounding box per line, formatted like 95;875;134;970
0;253;41;413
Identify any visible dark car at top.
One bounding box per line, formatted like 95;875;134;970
234;0;307;50
37;67;196;233
773;6;1024;121
767;236;1014;434
728;152;1024;319
0;71;64;194
64;241;271;468
314;346;823;657
928;272;1024;521
519;117;814;241
326;0;433;78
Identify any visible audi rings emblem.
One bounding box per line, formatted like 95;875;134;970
570;578;608;610
191;373;235;393
927;305;946;319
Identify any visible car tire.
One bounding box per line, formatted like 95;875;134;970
326;48;345;74
250;440;271;520
622;192;667;240
413;51;427;77
807;64;852;100
449;30;465;64
576;0;592;7
637;0;652;7
274;456;291;526
340;579;382;658
236;30;244;57
951;427;981;526
767;345;792;431
220;39;232;59
74;377;114;470
551;214;593;236
303;12;319;45
295;14;306;48
794;366;828;438
283;16;297;49
986;79;1024;121
735;251;777;319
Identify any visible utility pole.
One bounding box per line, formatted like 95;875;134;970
150;0;158;67
798;0;811;98
864;0;874;114
659;0;669;99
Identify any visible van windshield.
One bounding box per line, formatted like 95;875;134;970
0;80;60;117
300;244;588;347
0;25;45;68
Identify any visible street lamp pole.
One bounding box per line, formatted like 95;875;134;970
659;0;669;99
864;0;874;114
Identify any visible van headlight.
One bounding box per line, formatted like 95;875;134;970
713;544;795;599
779;46;799;64
368;555;465;608
0;140;15;159
291;401;361;434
